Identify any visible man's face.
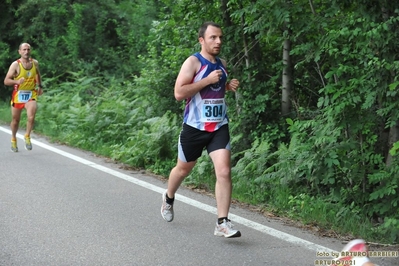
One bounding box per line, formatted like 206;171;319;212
200;26;223;56
19;44;31;58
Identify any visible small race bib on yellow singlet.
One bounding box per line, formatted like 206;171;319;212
17;90;33;103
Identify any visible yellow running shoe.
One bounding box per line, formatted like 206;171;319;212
11;139;18;152
24;136;32;151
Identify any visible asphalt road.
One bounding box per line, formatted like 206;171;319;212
0;126;397;266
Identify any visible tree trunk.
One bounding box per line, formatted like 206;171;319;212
282;38;292;117
381;5;399;167
220;0;232;27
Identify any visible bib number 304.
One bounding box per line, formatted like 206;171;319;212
201;99;225;122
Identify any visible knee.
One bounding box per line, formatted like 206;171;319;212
174;160;196;178
177;167;191;178
27;114;35;122
11;117;20;124
216;166;231;181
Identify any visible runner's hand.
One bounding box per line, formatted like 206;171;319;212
208;70;223;84
227;79;239;92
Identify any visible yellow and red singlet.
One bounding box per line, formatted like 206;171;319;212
11;59;38;108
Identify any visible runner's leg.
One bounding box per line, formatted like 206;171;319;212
209;149;232;218
11;106;23;139
167;159;196;198
24;100;37;136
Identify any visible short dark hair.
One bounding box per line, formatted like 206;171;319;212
198;21;221;38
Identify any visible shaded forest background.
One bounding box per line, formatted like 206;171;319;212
1;0;398;244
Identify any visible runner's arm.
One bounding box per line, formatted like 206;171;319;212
220;58;239;92
34;60;43;88
174;56;222;101
4;62;20;86
33;60;44;95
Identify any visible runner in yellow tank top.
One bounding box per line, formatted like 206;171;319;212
4;43;43;152
11;58;39;107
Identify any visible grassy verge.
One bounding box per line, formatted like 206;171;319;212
0;101;11;124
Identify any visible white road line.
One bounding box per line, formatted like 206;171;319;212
1;126;336;255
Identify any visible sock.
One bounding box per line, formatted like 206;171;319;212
11;137;16;141
218;217;228;224
165;193;174;205
25;134;30;138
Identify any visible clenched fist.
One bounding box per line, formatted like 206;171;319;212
17;77;25;85
227;79;239;92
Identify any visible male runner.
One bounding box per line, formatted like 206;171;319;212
4;43;43;152
161;21;241;238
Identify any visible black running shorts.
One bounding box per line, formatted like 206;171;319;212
178;123;231;163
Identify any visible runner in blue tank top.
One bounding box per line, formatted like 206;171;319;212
161;21;241;238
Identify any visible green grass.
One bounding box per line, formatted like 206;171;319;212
0;101;11;124
230;182;393;243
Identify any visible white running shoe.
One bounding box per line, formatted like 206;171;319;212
161;190;174;222
214;219;241;238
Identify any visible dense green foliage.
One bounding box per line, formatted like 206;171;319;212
1;0;398;243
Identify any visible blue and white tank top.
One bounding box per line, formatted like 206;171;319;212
183;52;228;132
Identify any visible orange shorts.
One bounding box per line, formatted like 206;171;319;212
11;99;36;109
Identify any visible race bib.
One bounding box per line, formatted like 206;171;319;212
201;98;225;122
17;90;33;103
